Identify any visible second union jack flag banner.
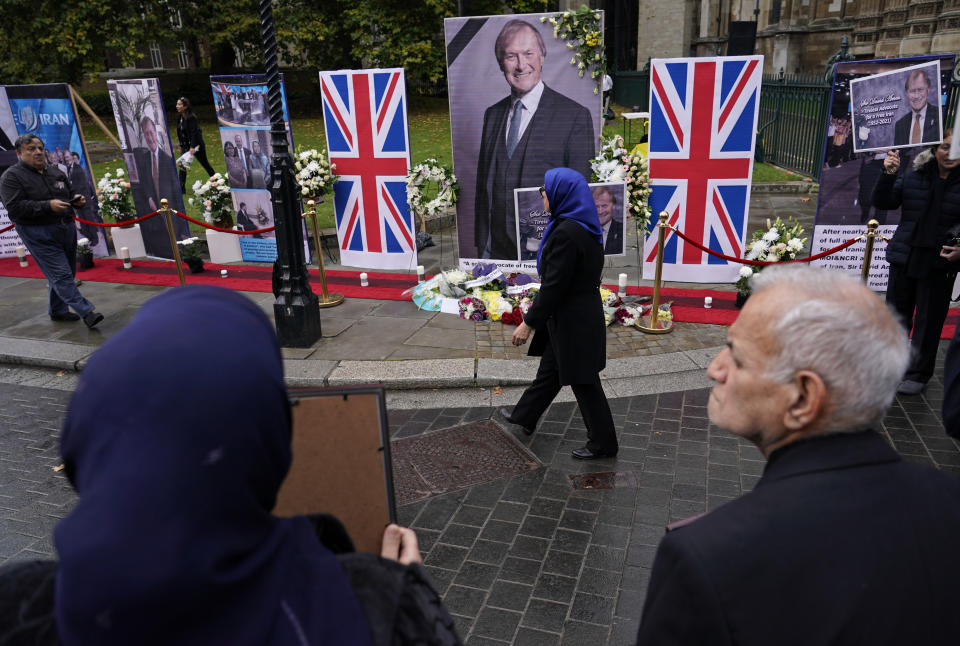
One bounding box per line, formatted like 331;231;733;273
643;55;762;282
319;68;414;270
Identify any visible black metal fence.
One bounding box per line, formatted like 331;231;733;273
612;69;960;181
755;73;831;179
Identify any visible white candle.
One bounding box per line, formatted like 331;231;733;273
16;245;27;267
360;272;369;287
617;273;628;296
220;269;228;278
704;296;713;309
120;246;132;269
417;265;425;282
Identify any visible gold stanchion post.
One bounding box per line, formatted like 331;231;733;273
161;198;186;286
860;219;879;283
304;199;344;308
637;211;673;335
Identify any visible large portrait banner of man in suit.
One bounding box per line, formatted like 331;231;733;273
0;83;109;259
849;60;943;154
811;55;954;291
445;12;603;271
107;79;188;260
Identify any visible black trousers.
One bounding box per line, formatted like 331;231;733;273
511;342;618;453
178;144;216;193
886;263;956;383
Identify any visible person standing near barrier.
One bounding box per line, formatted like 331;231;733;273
873;129;960;395
0;134;103;328
499;168;618;460
175;97;216;193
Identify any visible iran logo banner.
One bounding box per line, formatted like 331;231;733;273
320;68;415;270
643;56;762;282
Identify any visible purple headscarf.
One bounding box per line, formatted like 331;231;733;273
54;286;372;646
536;168;603;272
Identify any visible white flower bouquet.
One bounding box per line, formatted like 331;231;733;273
737;217;807;296
590;134;653;231
190;173;233;227
294;148;338;199
96;168;136;224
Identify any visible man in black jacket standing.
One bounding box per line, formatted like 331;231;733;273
636;265;960;645
0;135;103;327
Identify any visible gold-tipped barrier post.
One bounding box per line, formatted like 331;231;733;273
161;198;186;286
860;219;879;283
304;199;344;308
637;211;674;335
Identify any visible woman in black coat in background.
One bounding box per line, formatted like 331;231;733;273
175;97;216;192
873;129;960;395
500;168;618;460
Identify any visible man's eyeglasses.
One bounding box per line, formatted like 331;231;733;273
538;186;545;197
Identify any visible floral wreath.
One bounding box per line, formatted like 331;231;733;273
542;8;605;93
406;158;459;220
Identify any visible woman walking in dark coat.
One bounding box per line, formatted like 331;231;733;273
175;97;216;192
873;129;960;395
500;168;618;459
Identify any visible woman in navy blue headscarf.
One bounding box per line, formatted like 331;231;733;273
49;286;460;646
500;168;619;460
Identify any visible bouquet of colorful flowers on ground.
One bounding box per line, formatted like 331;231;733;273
736;217;807;296
294;147;338;199
190;174;233;227
459;296;486;322
96;169;136;224
590;134;653;231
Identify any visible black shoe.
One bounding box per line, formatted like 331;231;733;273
572;446;617;460
498;407;535;436
83;311;104;329
50;312;80;322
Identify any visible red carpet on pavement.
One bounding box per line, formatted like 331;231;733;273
0;258;955;338
0;257;417;302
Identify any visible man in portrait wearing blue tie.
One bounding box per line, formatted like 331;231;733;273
474;18;595;260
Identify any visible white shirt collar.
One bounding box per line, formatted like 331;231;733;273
514;81;545;113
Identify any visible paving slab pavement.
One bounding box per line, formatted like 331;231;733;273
1;360;956;645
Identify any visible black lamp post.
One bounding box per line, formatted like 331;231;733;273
259;0;322;347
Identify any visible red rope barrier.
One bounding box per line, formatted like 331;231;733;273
667;227;863;266
0;223;14;234
173;210;275;235
73;211;159;228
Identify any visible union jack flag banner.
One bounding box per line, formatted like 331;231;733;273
319;68;415;270
643;55;763;282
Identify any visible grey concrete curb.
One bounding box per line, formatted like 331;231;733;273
0;333;725;394
0;337;97;371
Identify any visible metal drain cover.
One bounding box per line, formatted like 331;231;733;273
392;420;540;506
569;471;638;490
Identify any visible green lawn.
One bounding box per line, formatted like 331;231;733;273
81;97;803;233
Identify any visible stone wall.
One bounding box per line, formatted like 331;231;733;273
674;0;960;76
